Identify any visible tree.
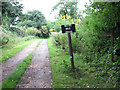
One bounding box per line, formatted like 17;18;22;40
51;0;78;19
18;10;46;29
17;20;37;28
18;14;28;22
2;2;23;26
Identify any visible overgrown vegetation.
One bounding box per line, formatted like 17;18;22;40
48;37;119;88
17;10;49;38
49;0;120;88
1;0;120;88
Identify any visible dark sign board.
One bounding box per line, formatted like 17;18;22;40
61;24;75;33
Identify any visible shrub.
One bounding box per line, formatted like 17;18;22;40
0;31;9;46
54;23;61;32
53;33;68;50
19;27;41;37
41;26;49;38
26;27;37;36
9;27;25;37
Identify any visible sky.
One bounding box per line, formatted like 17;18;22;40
19;0;90;21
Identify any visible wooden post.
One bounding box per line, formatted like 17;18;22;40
111;22;116;62
111;29;114;62
68;33;75;69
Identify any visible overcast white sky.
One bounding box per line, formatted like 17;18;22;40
19;0;89;21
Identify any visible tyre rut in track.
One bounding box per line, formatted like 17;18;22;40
16;39;52;88
1;40;41;83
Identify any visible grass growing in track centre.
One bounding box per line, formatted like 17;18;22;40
1;40;42;88
1;54;33;88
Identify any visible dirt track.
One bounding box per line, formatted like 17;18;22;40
16;39;52;88
1;40;40;82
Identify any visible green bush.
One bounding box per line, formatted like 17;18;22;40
19;27;42;37
54;22;61;32
53;33;68;50
26;27;38;36
0;31;9;46
10;27;25;37
0;26;19;47
0;26;37;48
41;26;49;38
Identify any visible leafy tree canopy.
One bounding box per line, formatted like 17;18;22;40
51;0;78;19
84;1;120;37
2;2;23;25
18;10;46;29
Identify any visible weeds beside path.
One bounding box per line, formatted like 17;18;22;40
47;38;116;88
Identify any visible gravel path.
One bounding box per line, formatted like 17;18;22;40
1;40;40;82
16;39;52;88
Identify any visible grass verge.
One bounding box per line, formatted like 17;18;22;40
1;54;33;88
47;38;79;88
47;38;116;88
1;38;39;63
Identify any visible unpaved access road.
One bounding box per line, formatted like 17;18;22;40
16;39;52;88
1;40;40;82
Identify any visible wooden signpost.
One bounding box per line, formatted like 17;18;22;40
100;30;114;62
61;24;75;70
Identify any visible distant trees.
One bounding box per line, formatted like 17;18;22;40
18;20;36;28
18;10;46;30
17;10;49;38
2;1;49;38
